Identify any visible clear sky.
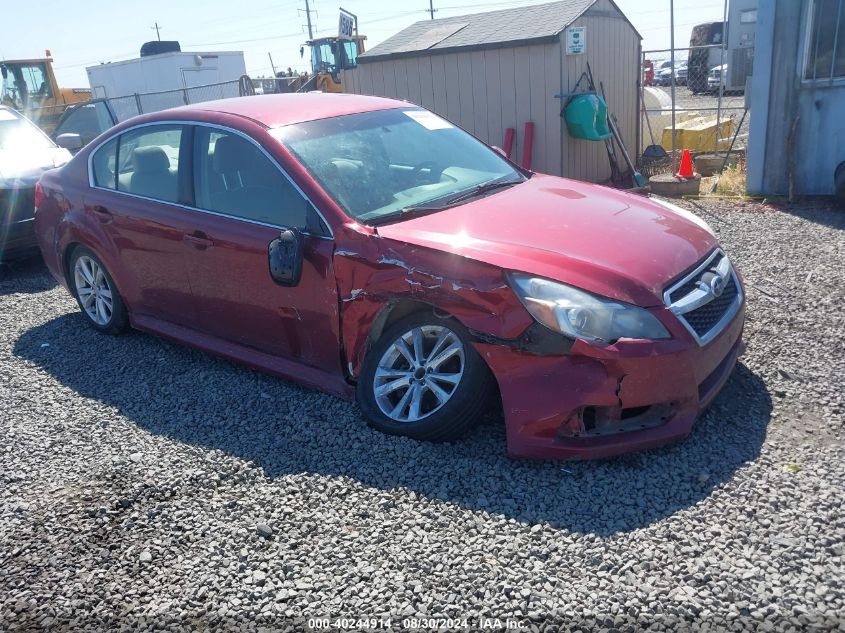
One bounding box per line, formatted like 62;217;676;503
4;0;729;88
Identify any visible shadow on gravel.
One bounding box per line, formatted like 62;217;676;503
0;256;57;295
15;314;772;536
774;198;845;230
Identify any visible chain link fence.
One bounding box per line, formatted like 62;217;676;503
638;6;754;178
98;78;245;123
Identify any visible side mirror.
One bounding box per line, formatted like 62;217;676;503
56;133;83;151
268;228;304;286
492;146;507;158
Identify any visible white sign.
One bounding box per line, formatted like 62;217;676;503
338;10;356;40
566;26;586;55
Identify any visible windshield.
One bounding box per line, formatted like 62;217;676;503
0;108;54;151
272;108;522;223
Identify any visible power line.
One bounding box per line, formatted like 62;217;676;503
184;31;306;47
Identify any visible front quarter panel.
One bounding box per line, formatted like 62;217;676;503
333;225;535;378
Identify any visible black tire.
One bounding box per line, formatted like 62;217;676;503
68;246;129;334
356;312;493;442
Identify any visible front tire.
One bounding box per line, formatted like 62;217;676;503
356;312;492;442
69;247;129;334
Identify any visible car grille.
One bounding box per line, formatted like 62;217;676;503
664;249;743;345
682;275;739;336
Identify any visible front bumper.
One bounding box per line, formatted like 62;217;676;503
477;302;745;460
1;186;38;260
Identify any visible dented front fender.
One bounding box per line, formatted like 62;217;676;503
331;224;534;378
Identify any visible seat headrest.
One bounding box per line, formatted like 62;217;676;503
132;146;170;173
212;135;255;174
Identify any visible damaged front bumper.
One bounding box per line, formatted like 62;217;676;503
476;302;745;460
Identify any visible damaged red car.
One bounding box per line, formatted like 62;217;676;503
34;93;745;459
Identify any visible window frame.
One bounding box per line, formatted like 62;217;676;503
802;0;845;83
87;120;332;239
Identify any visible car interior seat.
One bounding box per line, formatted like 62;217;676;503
128;146;177;201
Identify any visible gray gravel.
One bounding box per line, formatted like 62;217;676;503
1;200;844;632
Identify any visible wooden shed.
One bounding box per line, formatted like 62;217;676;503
344;0;641;183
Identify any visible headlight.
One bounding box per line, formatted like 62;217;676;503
508;273;670;344
649;196;715;236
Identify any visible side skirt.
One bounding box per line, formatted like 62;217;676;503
131;314;355;401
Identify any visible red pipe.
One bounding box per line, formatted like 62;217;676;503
503;128;515;159
522;122;535;170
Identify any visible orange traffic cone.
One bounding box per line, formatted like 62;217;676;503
676;149;695;179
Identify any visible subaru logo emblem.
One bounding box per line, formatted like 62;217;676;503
710;274;726;297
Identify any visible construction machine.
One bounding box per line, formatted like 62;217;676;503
304;34;366;93
0;54;92;134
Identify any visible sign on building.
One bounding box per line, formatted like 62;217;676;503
566;26;586;55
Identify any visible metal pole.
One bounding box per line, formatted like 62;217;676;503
429;0;435;19
715;0;728;151
304;0;314;40
670;0;676;173
268;52;277;76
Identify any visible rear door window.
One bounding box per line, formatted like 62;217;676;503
91;124;185;203
115;125;184;203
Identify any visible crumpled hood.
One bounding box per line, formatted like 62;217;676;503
376;174;717;307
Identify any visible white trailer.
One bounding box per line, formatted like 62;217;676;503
86;51;247;99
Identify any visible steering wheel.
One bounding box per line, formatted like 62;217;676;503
411;161;444;184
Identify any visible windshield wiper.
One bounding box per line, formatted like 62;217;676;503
440;176;524;207
367;177;524;226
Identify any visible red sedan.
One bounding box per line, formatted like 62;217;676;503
34;93;744;460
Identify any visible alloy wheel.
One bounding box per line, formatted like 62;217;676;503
373;325;465;423
73;255;114;326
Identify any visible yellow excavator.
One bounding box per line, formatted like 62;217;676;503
0;54;91;134
304;34;367;93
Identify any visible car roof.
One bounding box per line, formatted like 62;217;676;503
165;92;407;128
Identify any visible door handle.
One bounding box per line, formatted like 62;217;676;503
183;232;213;250
91;206;113;224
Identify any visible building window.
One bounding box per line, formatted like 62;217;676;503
740;9;757;24
805;0;845;80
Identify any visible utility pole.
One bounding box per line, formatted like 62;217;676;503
429;0;436;20
669;0;676;173
268;52;278;77
304;0;314;40
151;22;162;41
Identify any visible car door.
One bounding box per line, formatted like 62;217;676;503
180;124;341;373
52;99;117;152
86;123;198;326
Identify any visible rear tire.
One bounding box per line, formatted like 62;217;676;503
356;312;492;442
69;246;129;334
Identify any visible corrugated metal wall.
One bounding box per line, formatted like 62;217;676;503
748;0;845;196
344;0;640;183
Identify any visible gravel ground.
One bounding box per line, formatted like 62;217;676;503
1;200;843;632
